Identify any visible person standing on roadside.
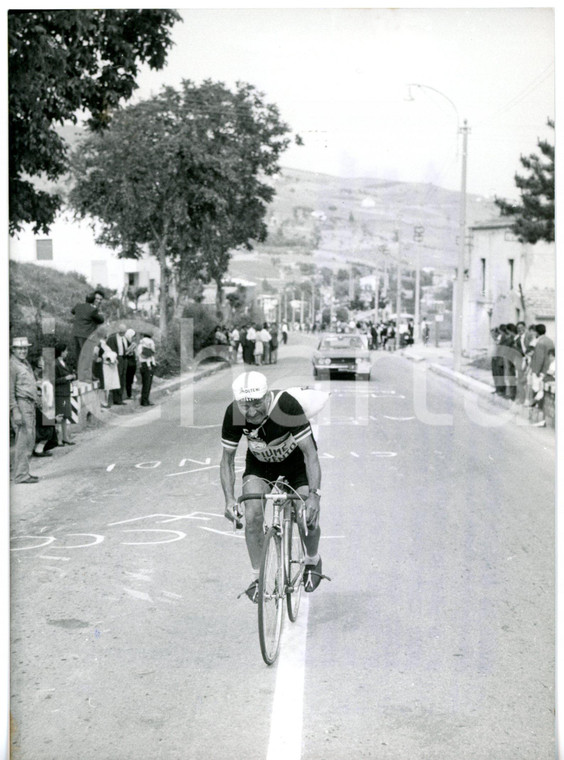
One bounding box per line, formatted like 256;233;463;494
54;343;76;445
124;328;138;400
529;324;555;401
269;324;279;364
9;336;40;483
137;333;156;406
106;324;129;405
281;322;289;345
71;290;105;378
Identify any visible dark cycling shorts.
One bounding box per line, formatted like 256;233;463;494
243;452;308;491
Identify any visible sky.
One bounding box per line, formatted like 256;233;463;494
131;6;555;202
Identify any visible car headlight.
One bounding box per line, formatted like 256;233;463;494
320;357;331;365
356;357;368;364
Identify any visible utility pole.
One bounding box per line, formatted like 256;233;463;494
453;120;469;372
413;225;424;342
395;230;402;348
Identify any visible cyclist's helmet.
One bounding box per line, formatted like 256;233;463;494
232;371;268;402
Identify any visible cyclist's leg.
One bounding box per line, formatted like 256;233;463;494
242;474;270;572
295;484;321;561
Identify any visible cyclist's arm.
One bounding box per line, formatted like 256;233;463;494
297;435;322;528
220;447;239;519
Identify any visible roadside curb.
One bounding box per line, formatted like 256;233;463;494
150;360;230;401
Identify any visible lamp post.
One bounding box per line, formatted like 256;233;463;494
407;83;469;371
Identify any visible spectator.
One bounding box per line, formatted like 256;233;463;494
513;321;528;404
260;323;272;365
124;328;138;400
501;323;518;400
92;328;121;408
33;354;59;457
253;324;265;366
270;325;279;364
530;347;555;428
71;290;105;379
421;318;430;346
281;322;289;345
529;324;555;409
137;333;156;406
54;343;76;445
491;325;508;396
106;324;129;405
214;325;229;345
10;336;40;483
230;326;240;363
245;324;257;364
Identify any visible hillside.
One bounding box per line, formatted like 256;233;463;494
229;167;499;282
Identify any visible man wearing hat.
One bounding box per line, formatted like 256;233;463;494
9;337;40;483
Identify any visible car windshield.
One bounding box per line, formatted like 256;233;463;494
319;336;364;349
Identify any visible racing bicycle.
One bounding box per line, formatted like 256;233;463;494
236;477;308;665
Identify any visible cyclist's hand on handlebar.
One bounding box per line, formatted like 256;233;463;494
225;502;243;529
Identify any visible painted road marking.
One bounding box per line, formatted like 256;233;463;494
371;451;398;457
109;513;210;526
120;529;186;545
11;536;56;551
350;451;360;458
166;465;220;477
199;527;245;539
179;457;211;466
267;596;310;760
39;555;70;561
383;415;415;421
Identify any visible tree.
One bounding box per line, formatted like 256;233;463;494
8;9;180;235
495;119;554;244
68;80;298;337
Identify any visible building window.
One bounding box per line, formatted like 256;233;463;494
149;278;155;295
36;239;53;260
508;258;514;290
127;272;139;287
480;258;486;296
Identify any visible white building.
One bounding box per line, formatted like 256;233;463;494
462;217;555;352
9;212;160;312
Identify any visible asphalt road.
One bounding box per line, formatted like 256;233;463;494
9;334;555;759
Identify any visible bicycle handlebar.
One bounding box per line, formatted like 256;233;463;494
237;492;304;504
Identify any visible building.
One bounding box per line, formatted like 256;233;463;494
9;213;161;313
462;217;555;353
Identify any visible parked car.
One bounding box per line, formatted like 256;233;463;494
312;333;372;380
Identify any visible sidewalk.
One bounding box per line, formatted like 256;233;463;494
397;341;555;430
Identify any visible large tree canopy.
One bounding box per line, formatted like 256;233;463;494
495;119;554;244
8;9;181;235
68;79;299;335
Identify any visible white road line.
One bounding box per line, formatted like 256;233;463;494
39;555;70;561
267;596;310;760
350;451;360;458
383;415;415;421
199;527;245;538
166;465;219;477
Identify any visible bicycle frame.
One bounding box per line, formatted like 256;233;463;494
237;479;307;664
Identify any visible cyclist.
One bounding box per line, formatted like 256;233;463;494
220;371;324;602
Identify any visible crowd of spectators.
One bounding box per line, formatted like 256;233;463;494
10;291;159;484
490;321;555;427
213;322;283;365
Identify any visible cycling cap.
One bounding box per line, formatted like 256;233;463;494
232;371;268;402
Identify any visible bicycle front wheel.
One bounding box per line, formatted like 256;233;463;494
258;527;284;665
285;517;304;622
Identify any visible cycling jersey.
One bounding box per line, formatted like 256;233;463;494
221;390;316;466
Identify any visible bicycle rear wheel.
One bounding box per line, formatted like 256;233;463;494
285;517;305;622
258;527;284;665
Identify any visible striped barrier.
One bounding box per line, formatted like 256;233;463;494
70;380;100;425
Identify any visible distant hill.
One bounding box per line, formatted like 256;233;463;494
240;166;500;279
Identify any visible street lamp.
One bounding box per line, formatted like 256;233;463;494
406;83;470;372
